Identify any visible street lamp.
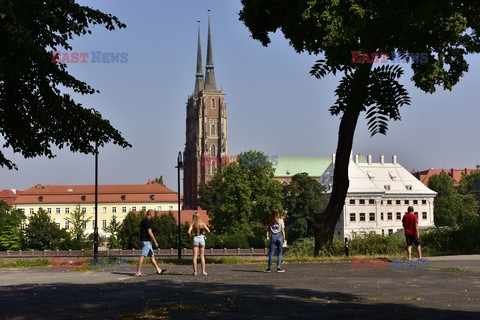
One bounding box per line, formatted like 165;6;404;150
176;151;184;259
93;141;99;262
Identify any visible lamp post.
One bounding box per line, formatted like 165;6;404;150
176;151;184;259
93;141;99;262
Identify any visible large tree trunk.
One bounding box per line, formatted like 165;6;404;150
313;64;371;256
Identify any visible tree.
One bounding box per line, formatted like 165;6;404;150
24;208;69;250
283;173;328;244
118;211;143;249
66;205;91;249
239;1;480;255
0;0;131;170
154;176;165;186
150;211;177;249
428;173;478;227
198;150;284;248
458;170;480;195
103;215;121;249
0;201;25;250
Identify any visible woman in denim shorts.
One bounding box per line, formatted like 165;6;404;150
187;212;210;275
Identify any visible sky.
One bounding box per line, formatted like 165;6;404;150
1;0;480;192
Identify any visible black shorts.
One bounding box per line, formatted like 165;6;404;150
405;235;421;247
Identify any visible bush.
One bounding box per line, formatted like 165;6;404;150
285;237;344;257
422;222;480;255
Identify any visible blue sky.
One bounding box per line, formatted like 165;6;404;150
1;0;480;191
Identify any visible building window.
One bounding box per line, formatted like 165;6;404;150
65;220;69;230
81;207;86;213
349;199;355;205
142;206;147;212
131;206;136;212
396;212;401;220
211;98;216;109
92;207;96;213
388;229;393;235
414;212;418;217
387;212;393;220
21;223;25;230
380;212;384;220
369;199;375;205
422;200;427;205
102;220;107;229
422;212;427;219
168;205;174;211
92;221;96;229
112;207;117;213
405;200;409;204
82;222;86;230
387;200;392;205
157;206;163;211
396;200;401;205
65;208;69;214
359;213;366;221
210;124;216;135
56;208;61;214
29;208;34;214
381;229;384;236
369;213;375;221
122;207;127;213
21;208;25;214
350;213;356;222
210;144;216;157
413;200;418;205
359;199;365;205
56;222;60;229
47;208;52;214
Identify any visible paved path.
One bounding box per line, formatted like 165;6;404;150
0;256;479;319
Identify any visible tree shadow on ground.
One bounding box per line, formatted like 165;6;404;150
0;276;479;320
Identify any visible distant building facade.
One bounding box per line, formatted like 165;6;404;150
412;168;477;187
183;17;227;209
320;154;437;238
11;181;178;236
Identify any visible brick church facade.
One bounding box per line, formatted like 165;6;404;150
183;16;228;209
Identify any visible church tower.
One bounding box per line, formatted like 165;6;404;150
183;14;228;209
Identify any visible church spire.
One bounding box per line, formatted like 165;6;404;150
204;9;217;91
194;20;204;95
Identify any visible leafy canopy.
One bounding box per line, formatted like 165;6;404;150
0;0;131;169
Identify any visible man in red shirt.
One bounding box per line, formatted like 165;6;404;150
402;206;424;261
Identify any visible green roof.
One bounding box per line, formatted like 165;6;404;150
273;157;331;178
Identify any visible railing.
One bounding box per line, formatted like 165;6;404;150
0;248;275;259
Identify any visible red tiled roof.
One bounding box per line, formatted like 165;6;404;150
0;189;21;206
412;168;477;186
12;181;178;205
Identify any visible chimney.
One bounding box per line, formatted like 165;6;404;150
354;154;359;164
392;155;397;165
36;184;42;189
367;155;372;165
380;155;385;164
332;153;336;164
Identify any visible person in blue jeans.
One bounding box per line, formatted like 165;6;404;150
264;209;286;273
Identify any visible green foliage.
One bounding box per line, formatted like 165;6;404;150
286;237;344;257
103;215;121;249
24;208;71;250
0;0;131;169
151;212;177;249
458;170;480;194
66;205;91;250
348;232;405;256
283;173;328;244
199;150;284;248
0;202;25;250
428;173;478;227
118;212;143;249
154;176;165;186
422;222;480;255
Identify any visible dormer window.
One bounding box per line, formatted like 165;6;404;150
406;185;412;190
38;196;43;202
384;184;391;191
81;195;86;201
150;195;155;200
121;195;126;201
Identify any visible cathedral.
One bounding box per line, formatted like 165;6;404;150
183;15;228;210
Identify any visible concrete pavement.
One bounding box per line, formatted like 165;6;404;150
0;255;479;319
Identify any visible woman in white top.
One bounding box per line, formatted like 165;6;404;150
264;209;286;273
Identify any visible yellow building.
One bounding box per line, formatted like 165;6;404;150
12;180;178;235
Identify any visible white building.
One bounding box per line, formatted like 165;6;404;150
319;154;437;238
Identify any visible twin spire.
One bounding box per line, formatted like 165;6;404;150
194;11;217;94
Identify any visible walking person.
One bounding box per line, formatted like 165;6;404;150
264;209;286;273
135;209;166;276
187;212;210;276
402;206;424;262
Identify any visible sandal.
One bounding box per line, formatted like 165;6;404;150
156;269;167;275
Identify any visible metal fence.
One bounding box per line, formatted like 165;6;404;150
0;248;273;259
